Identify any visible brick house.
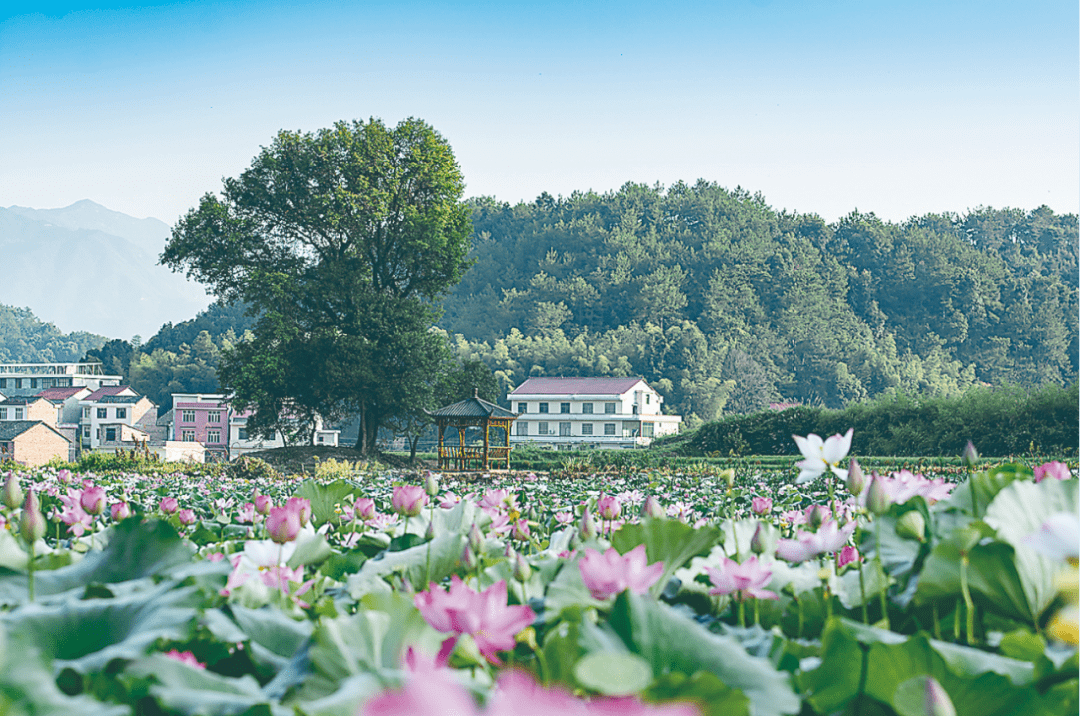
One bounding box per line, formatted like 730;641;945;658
0;420;71;466
79;388;158;451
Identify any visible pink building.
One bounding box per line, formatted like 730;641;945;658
171;393;232;459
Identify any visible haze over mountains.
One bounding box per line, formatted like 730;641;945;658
0;200;211;340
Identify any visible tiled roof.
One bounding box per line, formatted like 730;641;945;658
0;396;44;406
35;387;88;400
99;395;145;404
426;395;518;420
509;377;647;396
0;420;70;442
83;385;135;402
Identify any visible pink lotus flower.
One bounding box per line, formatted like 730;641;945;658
597;494;622;521
704;555;778;600
266;505;301;543
578;544;665;600
392;485;428;517
775;519;857;563
414;576;535;665
1034;461;1071;483
480;489;512;512
554;511;574;526
56;487;93;536
254;494;273;516
177;509;197;526
361;648;480;716
751;496;772;515
836;545;861;569
110;501;131;521
355;497;377;521
510;519;531;542
286;496;312;526
793;428;853;484
160;496;179;514
237;502;256;523
642;495;666;519
163;649;206;669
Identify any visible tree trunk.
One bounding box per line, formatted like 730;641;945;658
354;403;368;454
409;434;420;463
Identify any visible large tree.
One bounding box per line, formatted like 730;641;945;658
162;118;472;453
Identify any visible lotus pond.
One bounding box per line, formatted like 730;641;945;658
0;436;1077;716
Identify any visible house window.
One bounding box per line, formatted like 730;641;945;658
30;379;37;389
582;403;593;414
209;411;221;423
604;403;616;414
182;429;196;442
559;422;571;436
517;402;528;413
83;407;90;419
646;394;651;404
516;422;528;436
643;422;655;437
538;421;548;435
13;379;21;389
604;423;616;436
238;428;249;440
83;426;90;439
97;408;107;419
560;402;570;413
0;379;5;388
181;410;196;423
0;408;6;420
581;423;593;435
13;408;23;420
632;405;638;414
208;429;221;443
115;408;127;419
538;403;549;414
105;427;117;442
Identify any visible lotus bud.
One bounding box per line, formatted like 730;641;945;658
597;494;622;521
579;506;598;540
720;469;735;493
424;471;440;497
846;459;866;495
924;677;957;716
866;476;891;515
962;441;979;468
808;504;829;530
177;509;197;526
391;485;427;517
254;494;273;516
642;496;665;519
110;501;131;521
160;496;179;514
505;542;516;559
355;497;376;521
425;518;436;541
286;496;312;526
513;551;532;582
266;505;301;544
511;519;531;542
19;491;46;544
468;522;484;554
896;511;926;542
3;473;23;510
461;542;478;571
750;522;770;555
751;496;772;515
80;485;107;515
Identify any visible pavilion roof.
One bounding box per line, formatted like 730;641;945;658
425;392;517;420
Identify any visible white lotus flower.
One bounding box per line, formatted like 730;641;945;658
792;428;853;484
1025;512;1080;564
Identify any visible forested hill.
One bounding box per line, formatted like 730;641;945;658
0;304;106;363
441;182;1078;424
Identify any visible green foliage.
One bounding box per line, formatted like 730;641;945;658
163;117;473;454
0;303;106;363
687;383;1079;457
228;456;281;482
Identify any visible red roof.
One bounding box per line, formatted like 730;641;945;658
509;377;648;396
83;385;136;402
35;387;89;401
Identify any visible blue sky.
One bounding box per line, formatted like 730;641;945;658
2;1;1076;225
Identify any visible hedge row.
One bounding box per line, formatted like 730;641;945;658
677;382;1079;458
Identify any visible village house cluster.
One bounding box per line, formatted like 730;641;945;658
0;363;682;467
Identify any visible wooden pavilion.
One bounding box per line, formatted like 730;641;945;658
426;390;519;471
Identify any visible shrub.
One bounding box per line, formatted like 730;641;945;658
228;456;281;481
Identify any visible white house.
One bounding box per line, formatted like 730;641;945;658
79;387;158;451
0;362;122;395
507;377;681;449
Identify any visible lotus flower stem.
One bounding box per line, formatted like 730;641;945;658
953;598;962;642
753;598;760;626
960;554;975;645
27;541;35;602
933;601;942;640
857;556;868;624
737;597;746;628
875;517;890;630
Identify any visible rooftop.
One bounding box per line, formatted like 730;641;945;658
0;420;70;442
98;395;147;404
83;386;136;402
35;386;89;401
509;377;648;396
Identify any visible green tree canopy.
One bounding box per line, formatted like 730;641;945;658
162;117;472;453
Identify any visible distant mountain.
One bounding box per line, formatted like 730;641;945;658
0;202;211;340
5;200;172;258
